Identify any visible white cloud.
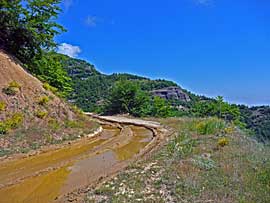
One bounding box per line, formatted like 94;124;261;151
57;43;81;58
85;15;98;27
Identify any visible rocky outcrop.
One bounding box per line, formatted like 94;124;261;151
151;86;191;102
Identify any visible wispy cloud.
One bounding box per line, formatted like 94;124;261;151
194;0;213;6
57;43;81;58
85;15;99;27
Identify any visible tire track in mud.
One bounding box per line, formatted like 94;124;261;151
0;115;170;203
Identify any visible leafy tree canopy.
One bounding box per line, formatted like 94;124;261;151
0;0;65;64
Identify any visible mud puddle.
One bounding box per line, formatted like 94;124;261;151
0;125;153;203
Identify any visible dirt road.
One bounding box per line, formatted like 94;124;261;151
0;116;168;203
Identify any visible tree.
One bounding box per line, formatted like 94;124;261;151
0;0;65;64
30;52;73;97
151;96;173;117
192;96;242;124
106;80;151;116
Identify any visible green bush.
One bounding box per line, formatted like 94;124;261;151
196;118;225;135
48;118;60;130
2;81;21;96
0;101;6;111
65;120;83;128
38;96;49;105
0;113;24;134
2;87;18;96
35;111;48;119
5;113;24;129
8;81;21;89
167;132;196;158
217;137;229;147
0;122;8;134
43;83;58;94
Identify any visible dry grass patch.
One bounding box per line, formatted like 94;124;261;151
86;117;270;203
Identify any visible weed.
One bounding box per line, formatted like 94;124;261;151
2;81;21;96
2;87;18;95
0;122;8;134
167;131;196;158
0;149;12;156
196;118;225;135
38;96;49;105
5;113;23;129
35;110;48;119
48;118;60;130
9;81;21;89
192;155;216;170
65;120;83;128
43;83;58;93
0;101;6;111
217;137;229;147
0;113;23;134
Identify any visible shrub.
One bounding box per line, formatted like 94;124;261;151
38;96;49;105
2;87;18;96
2;81;21;96
167;132;196;158
65;120;83;128
0;101;6;111
224;126;235;134
0;122;8;134
48;118;60;130
217;137;229;147
35;111;48;119
192;155;216;170
196;118;225;135
43;83;58;94
9;81;21;89
5;113;24;129
0;113;23;134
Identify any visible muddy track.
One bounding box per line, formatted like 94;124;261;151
0;115;171;203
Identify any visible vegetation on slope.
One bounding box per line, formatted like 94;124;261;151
86;118;270;203
239;105;270;142
0;1;99;157
60;54;178;112
57;54;270;142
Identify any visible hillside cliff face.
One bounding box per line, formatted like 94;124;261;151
151;86;191;102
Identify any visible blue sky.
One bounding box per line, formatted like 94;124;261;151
56;0;270;106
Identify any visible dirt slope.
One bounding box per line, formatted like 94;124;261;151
0;51;75;122
0;51;98;156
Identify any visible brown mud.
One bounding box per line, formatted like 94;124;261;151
0;116;169;203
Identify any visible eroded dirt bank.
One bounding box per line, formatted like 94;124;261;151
0;116;169;203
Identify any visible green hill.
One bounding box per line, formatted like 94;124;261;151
58;54;185;112
48;53;270;143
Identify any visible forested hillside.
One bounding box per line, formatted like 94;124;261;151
57;54;179;111
54;54;270;142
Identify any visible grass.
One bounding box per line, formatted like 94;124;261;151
85;117;270;203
